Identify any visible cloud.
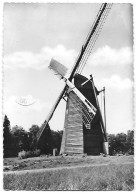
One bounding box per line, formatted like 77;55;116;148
88;46;133;66
96;75;133;90
4;45;133;72
4;95;51;114
4;45;77;70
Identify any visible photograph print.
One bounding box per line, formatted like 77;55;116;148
3;2;134;191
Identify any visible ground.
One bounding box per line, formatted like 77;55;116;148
3;155;134;191
3;154;133;172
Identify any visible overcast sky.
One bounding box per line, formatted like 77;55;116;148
3;3;133;134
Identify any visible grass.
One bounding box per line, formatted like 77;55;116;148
4;162;134;190
4;155;134;171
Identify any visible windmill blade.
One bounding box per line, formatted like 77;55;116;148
36;85;67;142
49;58;68;78
70;3;112;76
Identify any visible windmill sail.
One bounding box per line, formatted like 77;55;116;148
49;58;68;78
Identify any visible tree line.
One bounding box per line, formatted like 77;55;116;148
108;131;134;155
3;115;62;158
3;115;134;158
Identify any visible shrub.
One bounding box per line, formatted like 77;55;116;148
33;149;41;157
18;149;41;159
18;150;26;159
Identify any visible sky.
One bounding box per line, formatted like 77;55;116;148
3;3;134;134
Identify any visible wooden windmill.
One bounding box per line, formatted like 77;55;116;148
36;3;112;155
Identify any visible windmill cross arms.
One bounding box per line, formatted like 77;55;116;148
36;3;112;144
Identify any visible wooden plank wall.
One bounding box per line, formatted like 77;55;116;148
60;92;84;154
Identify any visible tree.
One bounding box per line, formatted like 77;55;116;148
11;125;29;155
108;130;134;155
3;115;12;158
29;125;39;137
51;130;63;153
126;130;134;154
29;125;40;150
108;134;116;155
37;123;53;154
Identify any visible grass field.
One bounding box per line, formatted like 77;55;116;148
3;155;134;191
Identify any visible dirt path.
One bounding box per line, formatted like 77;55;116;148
3;161;133;175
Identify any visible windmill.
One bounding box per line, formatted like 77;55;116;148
36;3;112;155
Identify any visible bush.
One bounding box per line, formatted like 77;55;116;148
18;150;26;159
18;149;41;159
33;149;41;157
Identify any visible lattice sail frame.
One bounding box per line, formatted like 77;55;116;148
68;91;95;129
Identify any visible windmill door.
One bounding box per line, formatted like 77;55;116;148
83;128;103;155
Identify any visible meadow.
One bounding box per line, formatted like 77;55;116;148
3;155;134;191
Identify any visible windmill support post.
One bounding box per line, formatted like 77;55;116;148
102;87;109;155
103;87;106;131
